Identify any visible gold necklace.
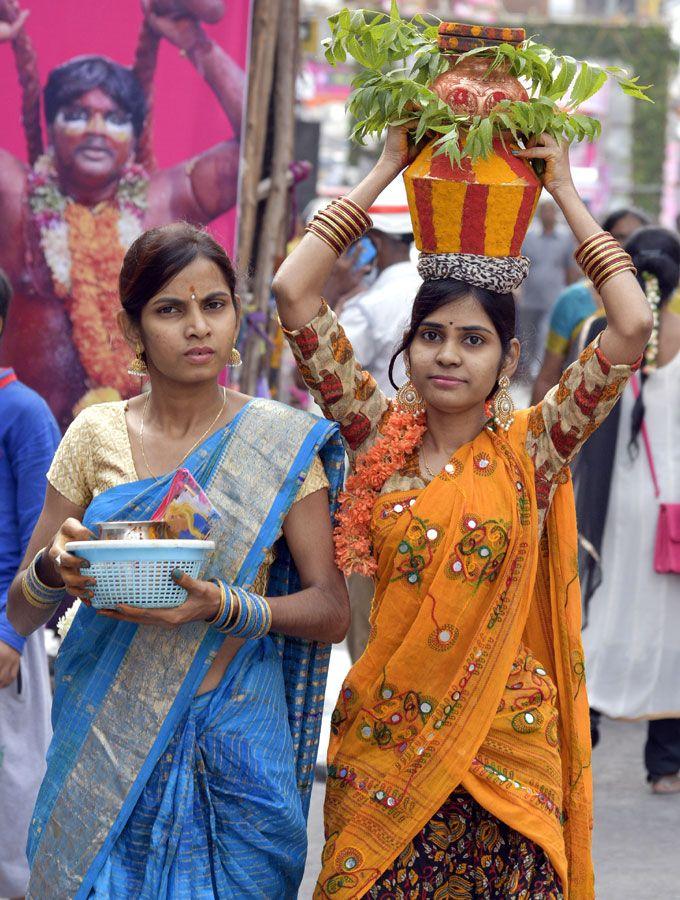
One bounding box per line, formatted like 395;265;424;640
420;443;438;479
140;387;227;480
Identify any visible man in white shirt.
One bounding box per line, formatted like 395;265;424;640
339;180;422;398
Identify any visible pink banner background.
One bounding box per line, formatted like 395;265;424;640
0;0;251;250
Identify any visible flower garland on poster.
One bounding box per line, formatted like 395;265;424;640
27;153;149;398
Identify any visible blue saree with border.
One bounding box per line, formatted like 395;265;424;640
27;399;344;899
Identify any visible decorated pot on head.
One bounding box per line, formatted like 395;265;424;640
403;23;541;293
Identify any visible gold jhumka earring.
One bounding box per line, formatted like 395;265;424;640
128;342;148;377
395;364;424;414
228;348;242;367
492;375;515;431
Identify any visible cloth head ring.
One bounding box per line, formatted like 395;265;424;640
417;252;531;293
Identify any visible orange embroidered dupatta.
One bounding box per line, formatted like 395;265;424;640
318;410;593;899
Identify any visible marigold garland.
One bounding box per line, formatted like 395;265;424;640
65;203;140;396
27;153;148;399
334;405;426;576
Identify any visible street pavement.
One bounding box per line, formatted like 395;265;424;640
301;644;680;899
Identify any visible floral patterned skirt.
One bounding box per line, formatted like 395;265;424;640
368;790;563;899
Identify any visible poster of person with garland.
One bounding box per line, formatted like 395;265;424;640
0;0;251;428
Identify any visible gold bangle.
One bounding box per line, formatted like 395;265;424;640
238;591;254;637
225;586;240;630
315;209;356;246
575;231;616;263
306;222;344;257
333;199;370;233
582;248;627;279
206;580;226;626
262;598;272;636
218;586;242;634
337;197;373;230
308;225;344;257
594;262;637;291
306;221;342;254
578;239;620;270
314;210;356;249
21;574;56;609
588;251;633;283
326;204;364;241
593;262;636;291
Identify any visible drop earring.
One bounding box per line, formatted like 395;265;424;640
395;363;424;414
492;374;515;431
228;348;242;367
128;342;147;377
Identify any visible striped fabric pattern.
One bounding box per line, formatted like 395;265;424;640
404;138;541;257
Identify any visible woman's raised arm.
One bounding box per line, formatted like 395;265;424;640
273;126;417;331
515;135;653;365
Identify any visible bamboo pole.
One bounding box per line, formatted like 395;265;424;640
236;0;282;274
241;0;298;395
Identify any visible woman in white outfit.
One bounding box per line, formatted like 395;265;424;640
577;226;680;793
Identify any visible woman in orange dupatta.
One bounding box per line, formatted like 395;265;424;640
274;130;652;899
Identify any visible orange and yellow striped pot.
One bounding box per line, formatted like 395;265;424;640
403;138;541;257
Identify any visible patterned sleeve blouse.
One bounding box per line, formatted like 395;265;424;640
284;300;639;534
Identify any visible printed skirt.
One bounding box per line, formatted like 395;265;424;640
368;789;562;899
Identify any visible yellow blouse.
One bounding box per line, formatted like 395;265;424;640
48;400;328;510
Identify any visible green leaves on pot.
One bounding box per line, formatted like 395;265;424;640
324;3;653;165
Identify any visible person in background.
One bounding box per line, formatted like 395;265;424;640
531;207;651;403
0;268;59;900
338;179;422;397
519;199;580;377
576;227;680;793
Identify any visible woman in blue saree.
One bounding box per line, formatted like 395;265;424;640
8;223;349;899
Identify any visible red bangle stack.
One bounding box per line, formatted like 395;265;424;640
306;197;373;257
575;231;637;293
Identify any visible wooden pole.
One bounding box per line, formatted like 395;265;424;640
241;0;298;395
236;0;282;274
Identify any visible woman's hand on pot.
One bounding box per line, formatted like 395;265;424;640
377;123;420;177
512;134;576;199
97;571;222;629
46;518;97;601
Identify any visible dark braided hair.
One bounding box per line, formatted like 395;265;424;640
131;22;160;170
626;226;680;453
1;0;43;163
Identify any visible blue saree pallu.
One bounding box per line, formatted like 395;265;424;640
27;399;344;899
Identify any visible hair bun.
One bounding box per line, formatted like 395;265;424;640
626;226;680;304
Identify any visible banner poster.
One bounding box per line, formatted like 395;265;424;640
0;0;252;428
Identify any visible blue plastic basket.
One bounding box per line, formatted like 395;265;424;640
65;539;215;609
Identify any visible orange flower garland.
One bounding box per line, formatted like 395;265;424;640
65;203;138;397
334;405;427;576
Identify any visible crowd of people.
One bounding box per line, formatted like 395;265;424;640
0;96;679;900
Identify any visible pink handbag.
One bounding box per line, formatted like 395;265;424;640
631;375;680;574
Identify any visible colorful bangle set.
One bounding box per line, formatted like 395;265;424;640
206;579;272;640
575;231;637;293
21;550;68;609
305;197;373;257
